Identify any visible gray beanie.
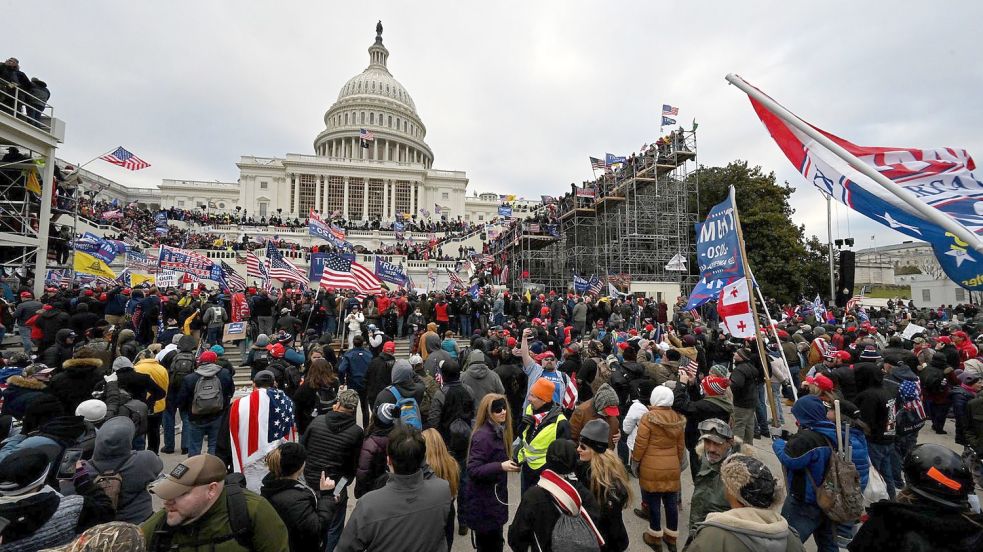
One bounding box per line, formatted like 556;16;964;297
112;357;133;371
579;419;610;453
255;334;270;347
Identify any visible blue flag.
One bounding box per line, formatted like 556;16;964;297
573;273;590;293
468;283;481;300
374;257;408;287
661;116;676;126
498;205;513;217
685;191;746;311
605;153;626;165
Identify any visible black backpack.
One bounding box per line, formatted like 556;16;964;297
170;351;196;386
315;387;337;415
148;473;252;551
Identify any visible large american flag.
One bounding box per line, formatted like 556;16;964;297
245;252;269;281
590;156;607;169
359;128;375;141
100;147;151;171
229;388;297;472
319;253;382;294
266;242;309;286
220;261;246;291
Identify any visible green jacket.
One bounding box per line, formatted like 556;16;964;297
686;507;804;552
141;487;289;552
688;439;752;535
966;394;983;453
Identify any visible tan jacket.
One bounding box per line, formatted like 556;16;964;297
631;406;686;493
568;400;619;448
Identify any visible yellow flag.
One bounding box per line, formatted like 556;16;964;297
24;169;41;195
506;194;516;202
131;273;156;287
74;251;116;279
524;288;531;303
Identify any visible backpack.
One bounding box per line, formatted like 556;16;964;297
448;417;473;459
92;456;132;511
389;386;423;430
549;504;601;552
251;349;271;373
170;352;196;386
208;306;225;325
148;473;252;551
191;373;224;416
315;387;337;415
806;419;865;523
118;395;149;437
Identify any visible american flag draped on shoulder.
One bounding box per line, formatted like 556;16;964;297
319;252;382;294
266;242;309;286
229;387;296;472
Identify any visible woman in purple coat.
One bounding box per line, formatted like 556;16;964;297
461;393;520;552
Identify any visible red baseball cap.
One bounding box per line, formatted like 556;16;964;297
536;351;556;362
382;341;396;354
835;350;853;362
806;374;835;392
937;336;952;344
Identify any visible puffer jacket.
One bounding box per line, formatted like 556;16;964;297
460;421;509;533
1;375;46;419
568;398;620;448
460;351;505;405
300;410;364;490
631;406;686;493
47;357;105;413
260;474;337;552
354;431;390;498
133;357;169;414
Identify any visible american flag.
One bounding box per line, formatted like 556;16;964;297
499;264;509;285
446;267;465;290
588;274;603;295
229;387;297;472
845;286;867;311
266;242;309;286
359;128;375;141
590;156;607;169
220;261;246;291
662;104;679;116
99;147;151;171
245;252;269;282
898;379;927;421
319;253;382;294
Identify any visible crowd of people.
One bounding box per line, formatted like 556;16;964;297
0;278;978;551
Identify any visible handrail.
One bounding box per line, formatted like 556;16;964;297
0;79;54;132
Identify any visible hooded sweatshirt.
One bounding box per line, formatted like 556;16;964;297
688;506;804;552
374;359;425;409
461;350;505;405
83;417;163;523
174;363;233;423
423;334;452;377
47;356;105;414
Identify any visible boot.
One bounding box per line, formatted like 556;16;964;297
633;501;650;520
643;530;664;551
663;529;679;552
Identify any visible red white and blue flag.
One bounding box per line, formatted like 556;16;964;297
229;387;297;472
100;147;151;171
662;104;679;116
319;253;382;295
266;242;309;286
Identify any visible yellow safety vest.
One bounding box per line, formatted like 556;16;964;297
518;404;566;470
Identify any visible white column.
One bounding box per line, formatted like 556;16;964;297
343;177;350;219
389;180;397;218
373;139;379;161
291;176;299;216
381;180;389;220
410;181;417;215
317;177;324;213
362;181;369;221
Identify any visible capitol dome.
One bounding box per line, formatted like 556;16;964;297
314;22;434;168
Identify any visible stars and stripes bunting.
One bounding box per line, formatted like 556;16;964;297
99;146;151;171
662;104;679;116
319;252;382;295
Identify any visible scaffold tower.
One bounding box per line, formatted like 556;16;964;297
0;84;63;297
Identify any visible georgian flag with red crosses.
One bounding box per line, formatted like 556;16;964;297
719;277;755;338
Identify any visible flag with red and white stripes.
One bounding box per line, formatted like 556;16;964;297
245;252;268;280
229;387;297;473
266;242;309;286
99;147;151;171
319;253;382;295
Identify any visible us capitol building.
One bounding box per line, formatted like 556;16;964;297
137;22;535;224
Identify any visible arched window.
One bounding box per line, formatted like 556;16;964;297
370;113;375;124
360;112;365;124
388;115;393;127
344;113;349;125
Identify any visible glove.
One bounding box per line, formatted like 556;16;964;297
629;460;640;478
521;414;535;428
104;372;118;383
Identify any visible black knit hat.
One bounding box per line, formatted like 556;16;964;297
276;442;307;477
0;446;58;496
545;439;578;474
22;393;64;433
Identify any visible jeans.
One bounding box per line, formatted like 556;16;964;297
782;495;836;552
324;315;337;337
927;399;950;432
641;490;678;532
163;406;190;451
257;316;274;337
188;417;222;456
460;315;472;338
17;325;32;356
324;491;348;552
205;326;222;345
867;441;900;500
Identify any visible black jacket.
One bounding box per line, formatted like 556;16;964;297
729;360;761;409
36;307;70;348
364;353;395;407
47;357;105;413
301;410;364;490
292;381;339;435
577;462;629;552
853;364;895;445
848;500;983;552
116;366;166;408
672;383;735;450
831;363;861;402
507;474;602;552
259;474;337;552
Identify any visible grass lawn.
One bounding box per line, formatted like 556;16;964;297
865;285;911;299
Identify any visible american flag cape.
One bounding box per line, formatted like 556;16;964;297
229;387;297;472
898;379;927;421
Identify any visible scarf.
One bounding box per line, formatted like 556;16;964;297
536;469;605;547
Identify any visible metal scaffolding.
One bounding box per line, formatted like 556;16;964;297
0;85;63;296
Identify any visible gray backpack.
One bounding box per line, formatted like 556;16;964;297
546;504;600;552
192;374;224;415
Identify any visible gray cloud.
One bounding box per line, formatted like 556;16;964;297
8;0;982;248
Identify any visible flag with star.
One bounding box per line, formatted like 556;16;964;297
741;78;983;290
229;387;297;472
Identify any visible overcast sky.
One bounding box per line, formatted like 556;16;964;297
8;1;983;249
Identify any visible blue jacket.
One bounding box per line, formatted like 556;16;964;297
174;363;234;423
105;290;128;316
773;395;869;505
338;347;372;390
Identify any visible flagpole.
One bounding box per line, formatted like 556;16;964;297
725;73;983;255
754;285;799;402
729;185;781;428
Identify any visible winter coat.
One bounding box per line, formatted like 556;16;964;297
113;358;166;410
364;352;395;407
577;461;630;552
672;382;734;450
47;357;105;414
631;406;686;493
951;384;977;445
688;439;753;534
1;375;46;419
687;506;806;552
81;417;163;523
428;380;475;461
292;381;339;435
854;363;897;445
133;358;169;414
36;306;70;348
506;473;601;552
336;470;452;552
848;500;983;552
300;410;364;490
39;328;75;370
337;347;372;391
460;421;509;532
461;351;505;405
568;400;619;448
173;363;234;423
260;474;337;552
374;360;425;409
354;431;390;499
141;485;289;552
729;360;761;409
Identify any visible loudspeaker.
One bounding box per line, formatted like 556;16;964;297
835;250;856;308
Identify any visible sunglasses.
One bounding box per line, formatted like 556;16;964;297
576;441;589;450
491;405;506;414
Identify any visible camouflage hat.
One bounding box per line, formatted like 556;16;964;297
337;388;360;410
47;521;145;551
720;454;784;509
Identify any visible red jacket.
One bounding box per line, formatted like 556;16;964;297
434;302;449;322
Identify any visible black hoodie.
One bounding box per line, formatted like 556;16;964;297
854;363;895;445
260;474;338;552
47;357;105;413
